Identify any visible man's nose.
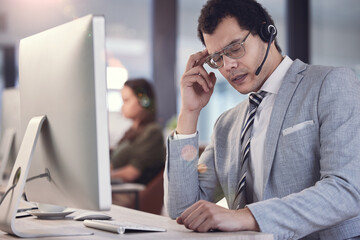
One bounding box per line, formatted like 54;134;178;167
222;55;238;70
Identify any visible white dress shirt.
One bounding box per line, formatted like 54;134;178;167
250;56;293;201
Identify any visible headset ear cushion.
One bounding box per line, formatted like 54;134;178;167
139;96;151;108
259;23;271;42
259;23;277;42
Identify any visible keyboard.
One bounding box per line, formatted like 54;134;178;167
83;219;167;234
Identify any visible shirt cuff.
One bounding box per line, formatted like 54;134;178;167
173;130;197;140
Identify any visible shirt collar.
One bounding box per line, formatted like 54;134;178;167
261;55;293;95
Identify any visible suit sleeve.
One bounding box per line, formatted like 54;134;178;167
164;128;224;219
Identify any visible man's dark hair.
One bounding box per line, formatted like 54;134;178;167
197;0;282;53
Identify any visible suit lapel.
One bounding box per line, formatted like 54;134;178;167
262;59;307;195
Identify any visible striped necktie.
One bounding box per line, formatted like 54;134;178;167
232;91;267;209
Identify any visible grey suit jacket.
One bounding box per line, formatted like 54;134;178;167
164;59;360;240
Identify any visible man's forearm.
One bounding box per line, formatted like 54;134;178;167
176;109;200;134
165;135;200;219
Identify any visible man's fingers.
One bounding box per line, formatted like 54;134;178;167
186;211;209;232
209;72;217;86
176;217;184;224
185;49;209;71
178;200;202;224
184;67;214;92
182;49;213;94
181;205;203;230
196;51;209;67
179;201;215;232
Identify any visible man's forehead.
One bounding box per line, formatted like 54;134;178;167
202;17;248;52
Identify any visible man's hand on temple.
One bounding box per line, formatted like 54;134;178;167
177;49;216;135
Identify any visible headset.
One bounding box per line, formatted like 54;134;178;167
137;92;152;109
255;7;277;76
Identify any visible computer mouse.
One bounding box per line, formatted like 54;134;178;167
73;211;112;221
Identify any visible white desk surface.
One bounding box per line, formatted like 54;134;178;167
0;204;273;239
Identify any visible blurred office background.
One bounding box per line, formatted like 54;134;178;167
0;0;359;145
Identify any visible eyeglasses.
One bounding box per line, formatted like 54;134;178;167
205;30;251;69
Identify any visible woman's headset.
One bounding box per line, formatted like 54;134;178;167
137;92;151;109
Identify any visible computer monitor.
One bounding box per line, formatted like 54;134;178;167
0;88;21;184
0;15;111;237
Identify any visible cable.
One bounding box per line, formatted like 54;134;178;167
255;25;276;76
0;171;50;206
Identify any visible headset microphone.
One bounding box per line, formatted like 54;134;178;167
255;25;276;76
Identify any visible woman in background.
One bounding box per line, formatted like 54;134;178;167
110;78;165;207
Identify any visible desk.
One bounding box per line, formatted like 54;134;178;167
0;205;273;239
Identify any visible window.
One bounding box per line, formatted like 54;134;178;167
310;0;360;77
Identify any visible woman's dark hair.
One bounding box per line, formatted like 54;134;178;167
119;78;157;143
197;0;282;53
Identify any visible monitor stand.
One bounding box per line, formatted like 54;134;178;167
0;116;92;238
0;128;15;185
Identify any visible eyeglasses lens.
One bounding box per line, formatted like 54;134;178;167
207;42;245;69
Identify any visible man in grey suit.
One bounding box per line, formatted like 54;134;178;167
164;0;360;239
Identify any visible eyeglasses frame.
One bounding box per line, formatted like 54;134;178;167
205;30;252;69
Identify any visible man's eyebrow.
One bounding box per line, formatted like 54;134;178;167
227;38;241;46
210;38;241;55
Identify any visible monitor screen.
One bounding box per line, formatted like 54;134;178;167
19;14;111;211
